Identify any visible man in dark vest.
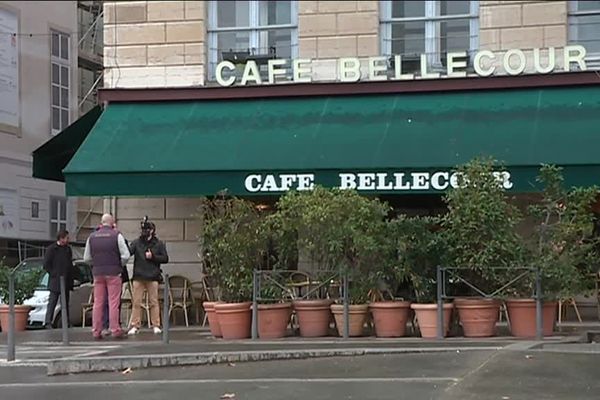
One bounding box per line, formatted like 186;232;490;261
43;230;76;329
84;213;130;339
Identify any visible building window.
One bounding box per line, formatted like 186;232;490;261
207;0;298;80
31;201;39;219
381;0;479;73
569;1;600;68
50;197;67;237
51;30;70;134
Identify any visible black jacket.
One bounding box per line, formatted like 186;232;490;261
130;236;169;282
43;243;77;292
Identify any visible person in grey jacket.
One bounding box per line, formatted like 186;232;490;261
127;218;169;335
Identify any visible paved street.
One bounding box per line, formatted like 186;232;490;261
1;349;599;400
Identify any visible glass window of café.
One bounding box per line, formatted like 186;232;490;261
207;0;298;81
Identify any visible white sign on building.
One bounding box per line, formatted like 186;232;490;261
0;8;19;132
215;46;588;87
0;189;18;238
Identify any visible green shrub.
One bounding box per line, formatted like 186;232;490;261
0;259;43;305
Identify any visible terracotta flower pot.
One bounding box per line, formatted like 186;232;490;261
214;302;252;340
330;304;369;337
411;303;454;338
506;299;557;338
202;301;223;338
257;303;292;339
293;299;334;337
369;301;411;338
0;305;31;332
455;298;500;338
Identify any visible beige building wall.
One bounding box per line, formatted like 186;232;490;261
479;1;569;72
101;0;577;282
103;1;576;88
298;1;379;80
103;0;205;88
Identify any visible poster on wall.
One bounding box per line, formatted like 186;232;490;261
0;189;18;238
0;8;19;133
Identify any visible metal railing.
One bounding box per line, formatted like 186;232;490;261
436;265;543;340
251;269;350;339
6;271;70;361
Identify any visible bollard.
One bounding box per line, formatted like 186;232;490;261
60;276;69;346
251;270;258;340
162;273;170;344
436;266;444;340
535;267;543;340
343;271;349;339
7;272;15;362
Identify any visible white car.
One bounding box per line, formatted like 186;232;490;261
15;258;94;327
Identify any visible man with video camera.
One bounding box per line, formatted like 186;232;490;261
128;217;169;335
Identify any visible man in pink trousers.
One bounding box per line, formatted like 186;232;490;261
84;213;131;339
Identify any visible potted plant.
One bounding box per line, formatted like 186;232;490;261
507;165;599;337
270;188;336;337
329;191;389;337
202;300;223;338
441;158;523;337
368;217;413;338
0;259;43;332
202;196;270;340
271;187;388;337
256;274;293;339
395;216;453;338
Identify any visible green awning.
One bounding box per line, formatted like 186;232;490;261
32;106;102;182
61;86;600;196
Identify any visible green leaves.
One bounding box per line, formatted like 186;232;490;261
527;165;599;299
441;158;523;295
0;259;44;305
199;163;599;305
202;197;269;303
269;187;390;304
387;216;441;303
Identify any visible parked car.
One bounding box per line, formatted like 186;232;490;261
15;258;94;327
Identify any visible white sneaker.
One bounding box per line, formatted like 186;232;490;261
127;327;139;336
153;327;162;335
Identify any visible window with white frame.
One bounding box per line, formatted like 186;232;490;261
31;201;39;219
51;30;70;134
381;1;479;73
569;1;600;68
49;197;67;237
207;0;298;80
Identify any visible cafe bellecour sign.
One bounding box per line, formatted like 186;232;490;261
215;46;588;86
244;171;513;194
219;45;586;194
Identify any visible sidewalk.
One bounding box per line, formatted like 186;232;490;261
1;323;598;375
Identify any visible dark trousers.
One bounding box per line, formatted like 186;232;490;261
45;290;70;326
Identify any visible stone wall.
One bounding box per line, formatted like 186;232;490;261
479;0;569;72
103;1;205;88
103;1;578;86
298;1;379;81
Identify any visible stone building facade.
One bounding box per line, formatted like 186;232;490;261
96;0;599;281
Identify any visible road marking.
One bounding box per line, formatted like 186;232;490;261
445;349;502;393
0;377;459;388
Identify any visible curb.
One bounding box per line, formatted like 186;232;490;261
46;346;503;376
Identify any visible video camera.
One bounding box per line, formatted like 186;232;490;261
140;216;155;238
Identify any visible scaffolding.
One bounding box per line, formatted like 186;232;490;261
77;1;103;115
